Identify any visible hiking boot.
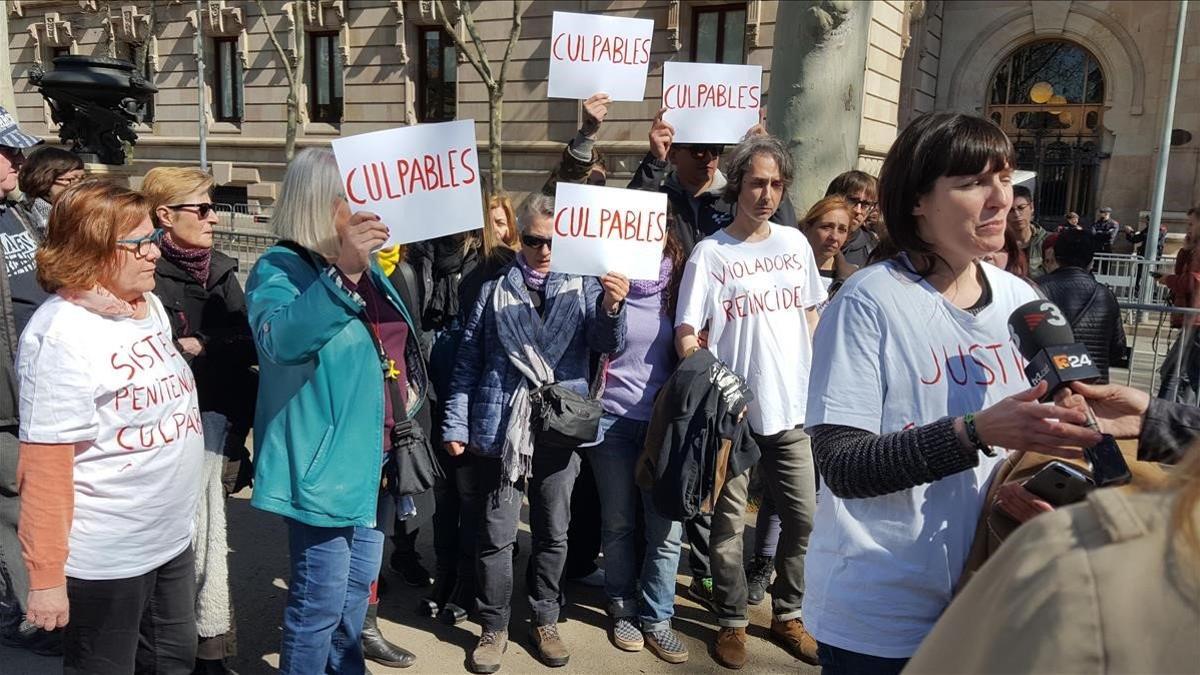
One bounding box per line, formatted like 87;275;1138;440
530;622;570;667
712;626;748;670
362;603;416;668
610;616;643;652
469;629;507;674
644;627;689;664
687;577;714;612
389;551;433;587
745;555;774;606
770;618;819;665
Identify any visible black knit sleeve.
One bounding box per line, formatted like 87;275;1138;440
809;419;981;499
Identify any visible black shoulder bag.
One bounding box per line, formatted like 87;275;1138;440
530;354;607;449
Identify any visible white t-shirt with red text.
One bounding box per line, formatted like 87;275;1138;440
18;294;204;581
677;224;827;435
802;258;1039;658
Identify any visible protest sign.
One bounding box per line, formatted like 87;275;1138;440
549;183;668;281
661;61;762;144
547;11;655;101
331;119;483;246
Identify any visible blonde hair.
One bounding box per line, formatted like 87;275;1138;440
270;148;345;259
483;192;519;256
37;178;149;293
141;167;214;227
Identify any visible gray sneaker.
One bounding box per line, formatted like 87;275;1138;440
530;622;570;667
469;629;508;674
611;616;644;652
645;627;689;664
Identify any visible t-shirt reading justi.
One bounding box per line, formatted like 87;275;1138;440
18;294;204;581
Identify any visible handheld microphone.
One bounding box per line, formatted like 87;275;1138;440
1007;300;1100;400
1007;300;1131;487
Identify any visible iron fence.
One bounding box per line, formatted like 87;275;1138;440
1112;302;1200;403
1091;253;1175;306
212;229;276;285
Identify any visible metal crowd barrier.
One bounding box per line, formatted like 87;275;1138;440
1113;302;1200;402
1092;253;1175;306
212;229;277;285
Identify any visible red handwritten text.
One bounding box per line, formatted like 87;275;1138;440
345;148;477;205
115;407;203;451
554;206;666;243
918;342;1026;387
552;32;651;65
722;284;808;320
110;331;182;382
710;253;805;286
663;83;760;111
114;372;196;413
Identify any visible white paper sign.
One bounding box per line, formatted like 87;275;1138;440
661;61;762;144
547;11;655;101
549;183;668;281
331;120;484;246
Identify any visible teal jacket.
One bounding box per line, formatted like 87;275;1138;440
245;244;427;528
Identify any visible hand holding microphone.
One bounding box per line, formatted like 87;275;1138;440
1007;300;1132;487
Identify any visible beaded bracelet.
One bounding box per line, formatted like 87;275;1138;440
962;413;996;457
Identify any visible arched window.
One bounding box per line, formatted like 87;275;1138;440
987;40;1105;135
986;41;1106;228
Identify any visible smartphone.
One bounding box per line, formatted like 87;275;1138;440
1023;461;1094;507
1085;434;1133;487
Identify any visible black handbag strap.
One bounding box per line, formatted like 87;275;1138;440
276;239;407;429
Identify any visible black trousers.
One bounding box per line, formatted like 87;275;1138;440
64;546;197;675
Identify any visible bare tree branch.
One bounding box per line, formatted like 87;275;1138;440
497;0;521;92
255;0;296;89
458;1;494;86
438;0;493;89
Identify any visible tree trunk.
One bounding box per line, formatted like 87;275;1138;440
769;1;872;208
285;88;298;161
488;88;504;192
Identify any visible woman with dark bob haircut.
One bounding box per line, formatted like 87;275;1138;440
801;113;1102;674
16;146;84;235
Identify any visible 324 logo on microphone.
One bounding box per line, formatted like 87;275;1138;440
1052;353;1094;369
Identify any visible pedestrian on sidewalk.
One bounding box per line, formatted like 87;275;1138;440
245;148;428;675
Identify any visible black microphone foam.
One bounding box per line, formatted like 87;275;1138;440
1007;300;1077;360
1007;300;1100;397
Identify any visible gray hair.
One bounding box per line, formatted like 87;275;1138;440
721;134;794;204
517;191;555;232
269;147;346;259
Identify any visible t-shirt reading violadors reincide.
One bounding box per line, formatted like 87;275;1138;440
802;258;1039;659
18;294;204;581
676;224;827;435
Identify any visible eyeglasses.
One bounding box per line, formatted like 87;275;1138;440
676;144;724;159
520;234;553;250
846;196;878;211
168;202;216;218
116;228;165;257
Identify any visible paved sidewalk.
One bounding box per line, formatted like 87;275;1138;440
2;492;818;674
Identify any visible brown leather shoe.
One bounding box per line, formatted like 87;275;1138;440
770;618;819;665
712;626;748;670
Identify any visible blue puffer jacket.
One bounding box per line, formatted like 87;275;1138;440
443;263;625;455
246;244;427;528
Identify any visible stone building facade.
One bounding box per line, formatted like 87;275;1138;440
4;1;1198;237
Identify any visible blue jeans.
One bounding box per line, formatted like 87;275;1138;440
817;642;907;675
638;489;683;632
589;414;647;618
279;519;384;675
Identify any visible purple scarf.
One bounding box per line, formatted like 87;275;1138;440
515;251;548;291
628;256;673;299
160;231;213;286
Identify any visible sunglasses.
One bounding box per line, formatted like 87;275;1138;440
116;228;166;257
168;202;216;218
676;144;725;159
521;234;553;250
